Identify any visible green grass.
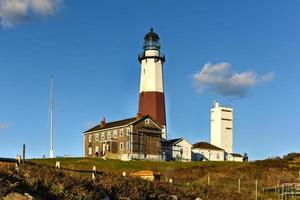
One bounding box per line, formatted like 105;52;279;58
28;157;248;173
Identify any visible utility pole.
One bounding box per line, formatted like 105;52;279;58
50;75;54;158
22;144;25;163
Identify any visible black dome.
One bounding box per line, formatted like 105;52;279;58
144;28;159;42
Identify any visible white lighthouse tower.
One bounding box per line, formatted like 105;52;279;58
138;28;167;138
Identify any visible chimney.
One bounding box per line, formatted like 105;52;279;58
101;117;106;128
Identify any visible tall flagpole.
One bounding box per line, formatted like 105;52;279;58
50;75;54;158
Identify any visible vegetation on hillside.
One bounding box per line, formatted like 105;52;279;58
1;153;300;200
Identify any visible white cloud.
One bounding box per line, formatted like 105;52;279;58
0;0;62;28
261;72;275;82
193;62;274;97
0;122;10;129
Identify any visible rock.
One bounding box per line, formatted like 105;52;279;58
3;192;33;200
169;195;177;200
194;198;202;200
0;180;11;197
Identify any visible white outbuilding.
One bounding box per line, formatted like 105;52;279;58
226;153;244;162
162;138;192;162
192;142;225;161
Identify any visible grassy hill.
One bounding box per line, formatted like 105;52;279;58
29;157;248;172
1;154;300;199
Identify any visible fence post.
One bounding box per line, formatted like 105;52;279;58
281;184;284;200
15;163;20;173
208;174;210;186
16;154;21;165
255;179;258;200
238;178;241;193
92;166;96;180
55;161;60;169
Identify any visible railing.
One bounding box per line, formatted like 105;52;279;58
138;52;165;63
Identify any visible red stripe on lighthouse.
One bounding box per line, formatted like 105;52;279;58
138;91;166;126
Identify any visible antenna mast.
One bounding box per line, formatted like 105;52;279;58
50;75;54;158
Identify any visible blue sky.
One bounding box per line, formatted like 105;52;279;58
0;0;299;160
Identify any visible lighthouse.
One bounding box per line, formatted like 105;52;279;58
138;28;167;139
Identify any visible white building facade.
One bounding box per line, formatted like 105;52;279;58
192;142;225;161
226;153;244;162
211;101;233;153
162;138;192;162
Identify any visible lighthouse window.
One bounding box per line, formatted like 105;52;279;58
143;69;146;74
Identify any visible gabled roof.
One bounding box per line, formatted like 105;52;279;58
192;142;224;151
161;138;192;146
83;115;161;133
168;138;183;145
84;117;137;133
229;153;243;157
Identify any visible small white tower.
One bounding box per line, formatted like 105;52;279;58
210;101;233;153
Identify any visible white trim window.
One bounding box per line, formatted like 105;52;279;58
101;132;105;140
95;146;99;153
126;127;130;136
126;141;130;149
107;131;111;139
120;129;124;138
89;135;93;142
88;147;92;155
120;142;123;150
95;133;99;141
113;130;117;138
